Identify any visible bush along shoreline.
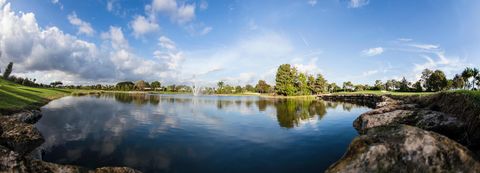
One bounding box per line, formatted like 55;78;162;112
320;92;480;172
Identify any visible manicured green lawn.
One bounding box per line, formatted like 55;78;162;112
331;90;435;96
449;90;480;103
0;78;73;114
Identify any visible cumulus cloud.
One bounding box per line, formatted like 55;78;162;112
101;26;129;50
293;57;321;74
362;47;384;56
67;12;95;36
349;0;369;8
148;0;196;24
0;2;183;84
130;15;159;38
153;36;184;76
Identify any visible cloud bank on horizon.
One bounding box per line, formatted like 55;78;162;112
0;0;479;86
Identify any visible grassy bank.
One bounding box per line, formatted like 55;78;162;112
331;90;435;96
0;78;73;114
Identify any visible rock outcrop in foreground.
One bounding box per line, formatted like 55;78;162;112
326;125;480;173
0;111;141;173
320;93;480;172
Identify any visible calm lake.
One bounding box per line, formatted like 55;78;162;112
36;93;370;173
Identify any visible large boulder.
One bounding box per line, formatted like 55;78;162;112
353;107;466;143
353;109;415;133
326;125;480;173
9;110;43;124
0;144;141;173
0;117;44;155
93;167;141;173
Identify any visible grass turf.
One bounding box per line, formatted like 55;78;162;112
331;90;436;96
0;78;72;114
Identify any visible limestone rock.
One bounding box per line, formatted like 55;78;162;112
0;117;44;155
9;110;43;124
93;167;142;173
326;125;480;173
353;109;415;133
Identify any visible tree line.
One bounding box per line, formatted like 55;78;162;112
2;62;480;95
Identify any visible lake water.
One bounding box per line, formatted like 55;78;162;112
36;93;370;173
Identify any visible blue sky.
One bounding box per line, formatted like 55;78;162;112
0;0;479;86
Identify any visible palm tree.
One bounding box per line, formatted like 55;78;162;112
473;68;479;90
462;67;474;89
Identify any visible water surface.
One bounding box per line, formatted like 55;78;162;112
36;93;369;173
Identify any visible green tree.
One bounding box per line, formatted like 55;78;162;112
135;80;147;90
399;77;409;92
413;81;423;92
462;67;474;89
385;80;396;91
452;74;465;89
420;69;433;90
116;81;134;91
354;85;365;91
426;70;448;92
217;81;225;94
373;80;384;90
2;62;13;79
314;74;327;94
275;64;297;96
327;83;339;93
50;81;63;87
343;81;354;92
151;81;161;91
235;85;243;93
296;73;310;95
255;80;271;93
307;75;315;94
245;84;255;92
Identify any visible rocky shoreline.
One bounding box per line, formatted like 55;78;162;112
0;110;141;173
319;93;480;172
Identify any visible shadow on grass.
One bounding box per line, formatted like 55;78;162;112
50;88;71;94
2;87;48;104
19;88;42;93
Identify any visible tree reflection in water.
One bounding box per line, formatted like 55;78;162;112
100;93;362;128
38;94;369;173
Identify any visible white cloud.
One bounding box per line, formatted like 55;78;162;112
222;72;256;85
349;0;369;8
101;26;129;50
413;51;467;80
199;26;212;35
308;0;317;6
67;12;95;36
362;47;384;56
130;15;159;38
158;36;176;51
398;38;412;42
51;0;63;9
0;2;183;84
106;0;116;11
175;4;195;24
409;44;439;50
293;57;321;74
180;32;295;85
148;0;196;24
